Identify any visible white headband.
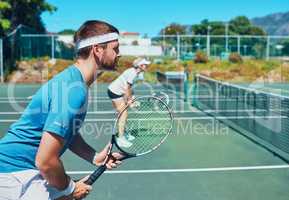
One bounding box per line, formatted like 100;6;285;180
133;58;151;67
76;32;119;50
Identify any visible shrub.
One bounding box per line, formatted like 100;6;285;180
97;71;119;83
116;56;136;72
194;51;208;63
132;40;138;45
48;59;74;79
229;52;243;63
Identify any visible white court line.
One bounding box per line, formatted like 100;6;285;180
0;97;109;100
0;94;180;100
1;110;269;115
0;98;185;103
0;97;30;100
0;100;30;103
66;165;289;175
0;115;286;123
83;115;288;122
0;110;198;115
0;100;115;103
0;117;169;123
0;97;110;100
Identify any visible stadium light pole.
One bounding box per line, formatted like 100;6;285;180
0;39;3;83
177;33;180;61
207;25;211;57
266;36;270;61
244;45;247;56
51;35;55;60
237;36;241;54
225;23;229;52
162;27;165;52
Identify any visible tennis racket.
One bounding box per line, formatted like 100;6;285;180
152;91;170;106
84;95;173;185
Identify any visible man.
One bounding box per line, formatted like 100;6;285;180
0;20;123;200
107;57;151;147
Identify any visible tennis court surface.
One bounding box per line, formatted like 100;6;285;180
0;79;289;200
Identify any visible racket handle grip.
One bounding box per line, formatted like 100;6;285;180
85;165;107;185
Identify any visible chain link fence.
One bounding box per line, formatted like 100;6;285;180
151;35;289;60
1;26;289;82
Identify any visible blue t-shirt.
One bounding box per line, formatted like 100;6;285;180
0;65;88;173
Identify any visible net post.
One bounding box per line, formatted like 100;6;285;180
214;81;219;135
253;92;257;128
183;71;188;102
215;82;219;115
191;74;198;107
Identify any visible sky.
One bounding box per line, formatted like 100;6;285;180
42;0;289;36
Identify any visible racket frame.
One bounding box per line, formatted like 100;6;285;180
84;95;173;185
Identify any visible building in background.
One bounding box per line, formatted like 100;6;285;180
119;32;150;46
56;31;163;57
119;32;162;56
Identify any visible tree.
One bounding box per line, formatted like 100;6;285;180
157;16;268;58
191;19;210;35
247;26;266;35
281;39;289;56
0;1;11;35
230;16;251;28
58;29;75;35
158;23;187;48
132;40;138;46
160;23;186;35
229;16;265;35
2;0;56;34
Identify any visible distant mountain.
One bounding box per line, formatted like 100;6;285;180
251;11;289;35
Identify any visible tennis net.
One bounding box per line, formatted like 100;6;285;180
193;74;289;161
156;71;188;101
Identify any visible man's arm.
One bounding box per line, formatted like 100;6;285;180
69;134;124;168
35;131;70;190
68;134;96;163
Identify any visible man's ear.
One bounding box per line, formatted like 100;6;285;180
92;45;104;56
91;45;103;66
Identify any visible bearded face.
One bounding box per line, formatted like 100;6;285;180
100;50;119;71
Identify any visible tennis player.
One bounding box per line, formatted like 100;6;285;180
0;20;123;200
107;57;151;147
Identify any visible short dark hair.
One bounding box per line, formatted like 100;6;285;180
74;20;119;59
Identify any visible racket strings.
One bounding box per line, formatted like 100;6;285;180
119;98;172;154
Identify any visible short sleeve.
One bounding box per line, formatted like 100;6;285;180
43;83;87;139
124;68;137;85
